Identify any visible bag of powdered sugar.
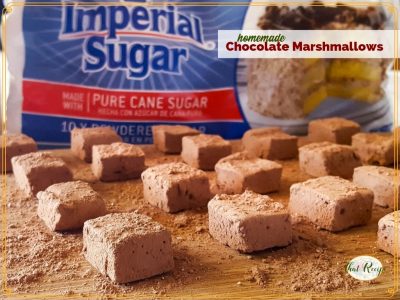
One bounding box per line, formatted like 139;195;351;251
3;0;397;148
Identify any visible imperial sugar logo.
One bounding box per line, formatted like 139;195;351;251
59;4;215;79
346;256;383;281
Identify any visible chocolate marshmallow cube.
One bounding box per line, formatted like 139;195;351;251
152;125;200;154
352;132;396;165
92;142;145;182
71;127;122;163
208;190;292;253
289;176;373;232
308;117;360;145
181;134;232;170
1;134;37;172
141;162;211;213
242;127;298;160
353;166;398;209
377;212;399;256
215;152;282;194
37;180;106;231
11;152;73;196
299;142;361;178
83;213;174;283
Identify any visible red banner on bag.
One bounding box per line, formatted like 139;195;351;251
23;80;242;122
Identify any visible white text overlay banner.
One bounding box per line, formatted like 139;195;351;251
218;30;396;59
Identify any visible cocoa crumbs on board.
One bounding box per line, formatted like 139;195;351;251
3;141;396;298
246;266;269;287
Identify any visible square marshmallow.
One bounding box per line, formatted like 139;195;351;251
308;117;360;145
181;134;232;170
289;176;373;232
11;152;73;196
141;162;211;213
377;212;399;256
83;213;174;283
71;127;122;163
152;125;200;154
37;180;106;231
1;134;37;172
92;142;145;182
352;133;396;166
215;152;282;194
353;166;398;209
242;127;298;160
208;190;292;253
299;142;361;178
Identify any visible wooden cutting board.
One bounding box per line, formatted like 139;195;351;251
2;142;399;299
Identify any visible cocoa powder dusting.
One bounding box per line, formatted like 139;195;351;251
288;250;359;292
246;266;269;287
4;142;395;297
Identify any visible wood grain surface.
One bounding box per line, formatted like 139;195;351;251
2;142;399;300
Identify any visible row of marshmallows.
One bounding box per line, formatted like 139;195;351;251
4;129;173;283
2;117;399;284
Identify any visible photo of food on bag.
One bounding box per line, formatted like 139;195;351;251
1;0;398;299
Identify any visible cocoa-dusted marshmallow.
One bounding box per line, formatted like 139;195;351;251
37;181;106;231
353;166;398;209
242;127;298;160
308;117;360;145
208;190;292;253
352;132;396;166
83;213;174;283
92;142;145;182
215;152;282;194
71;127;122;163
181;134;231;170
152;125;200;154
11;152;73;196
299;142;361;178
377;212;399;256
141;162;211;213
289;176;373;232
1;134;37;172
